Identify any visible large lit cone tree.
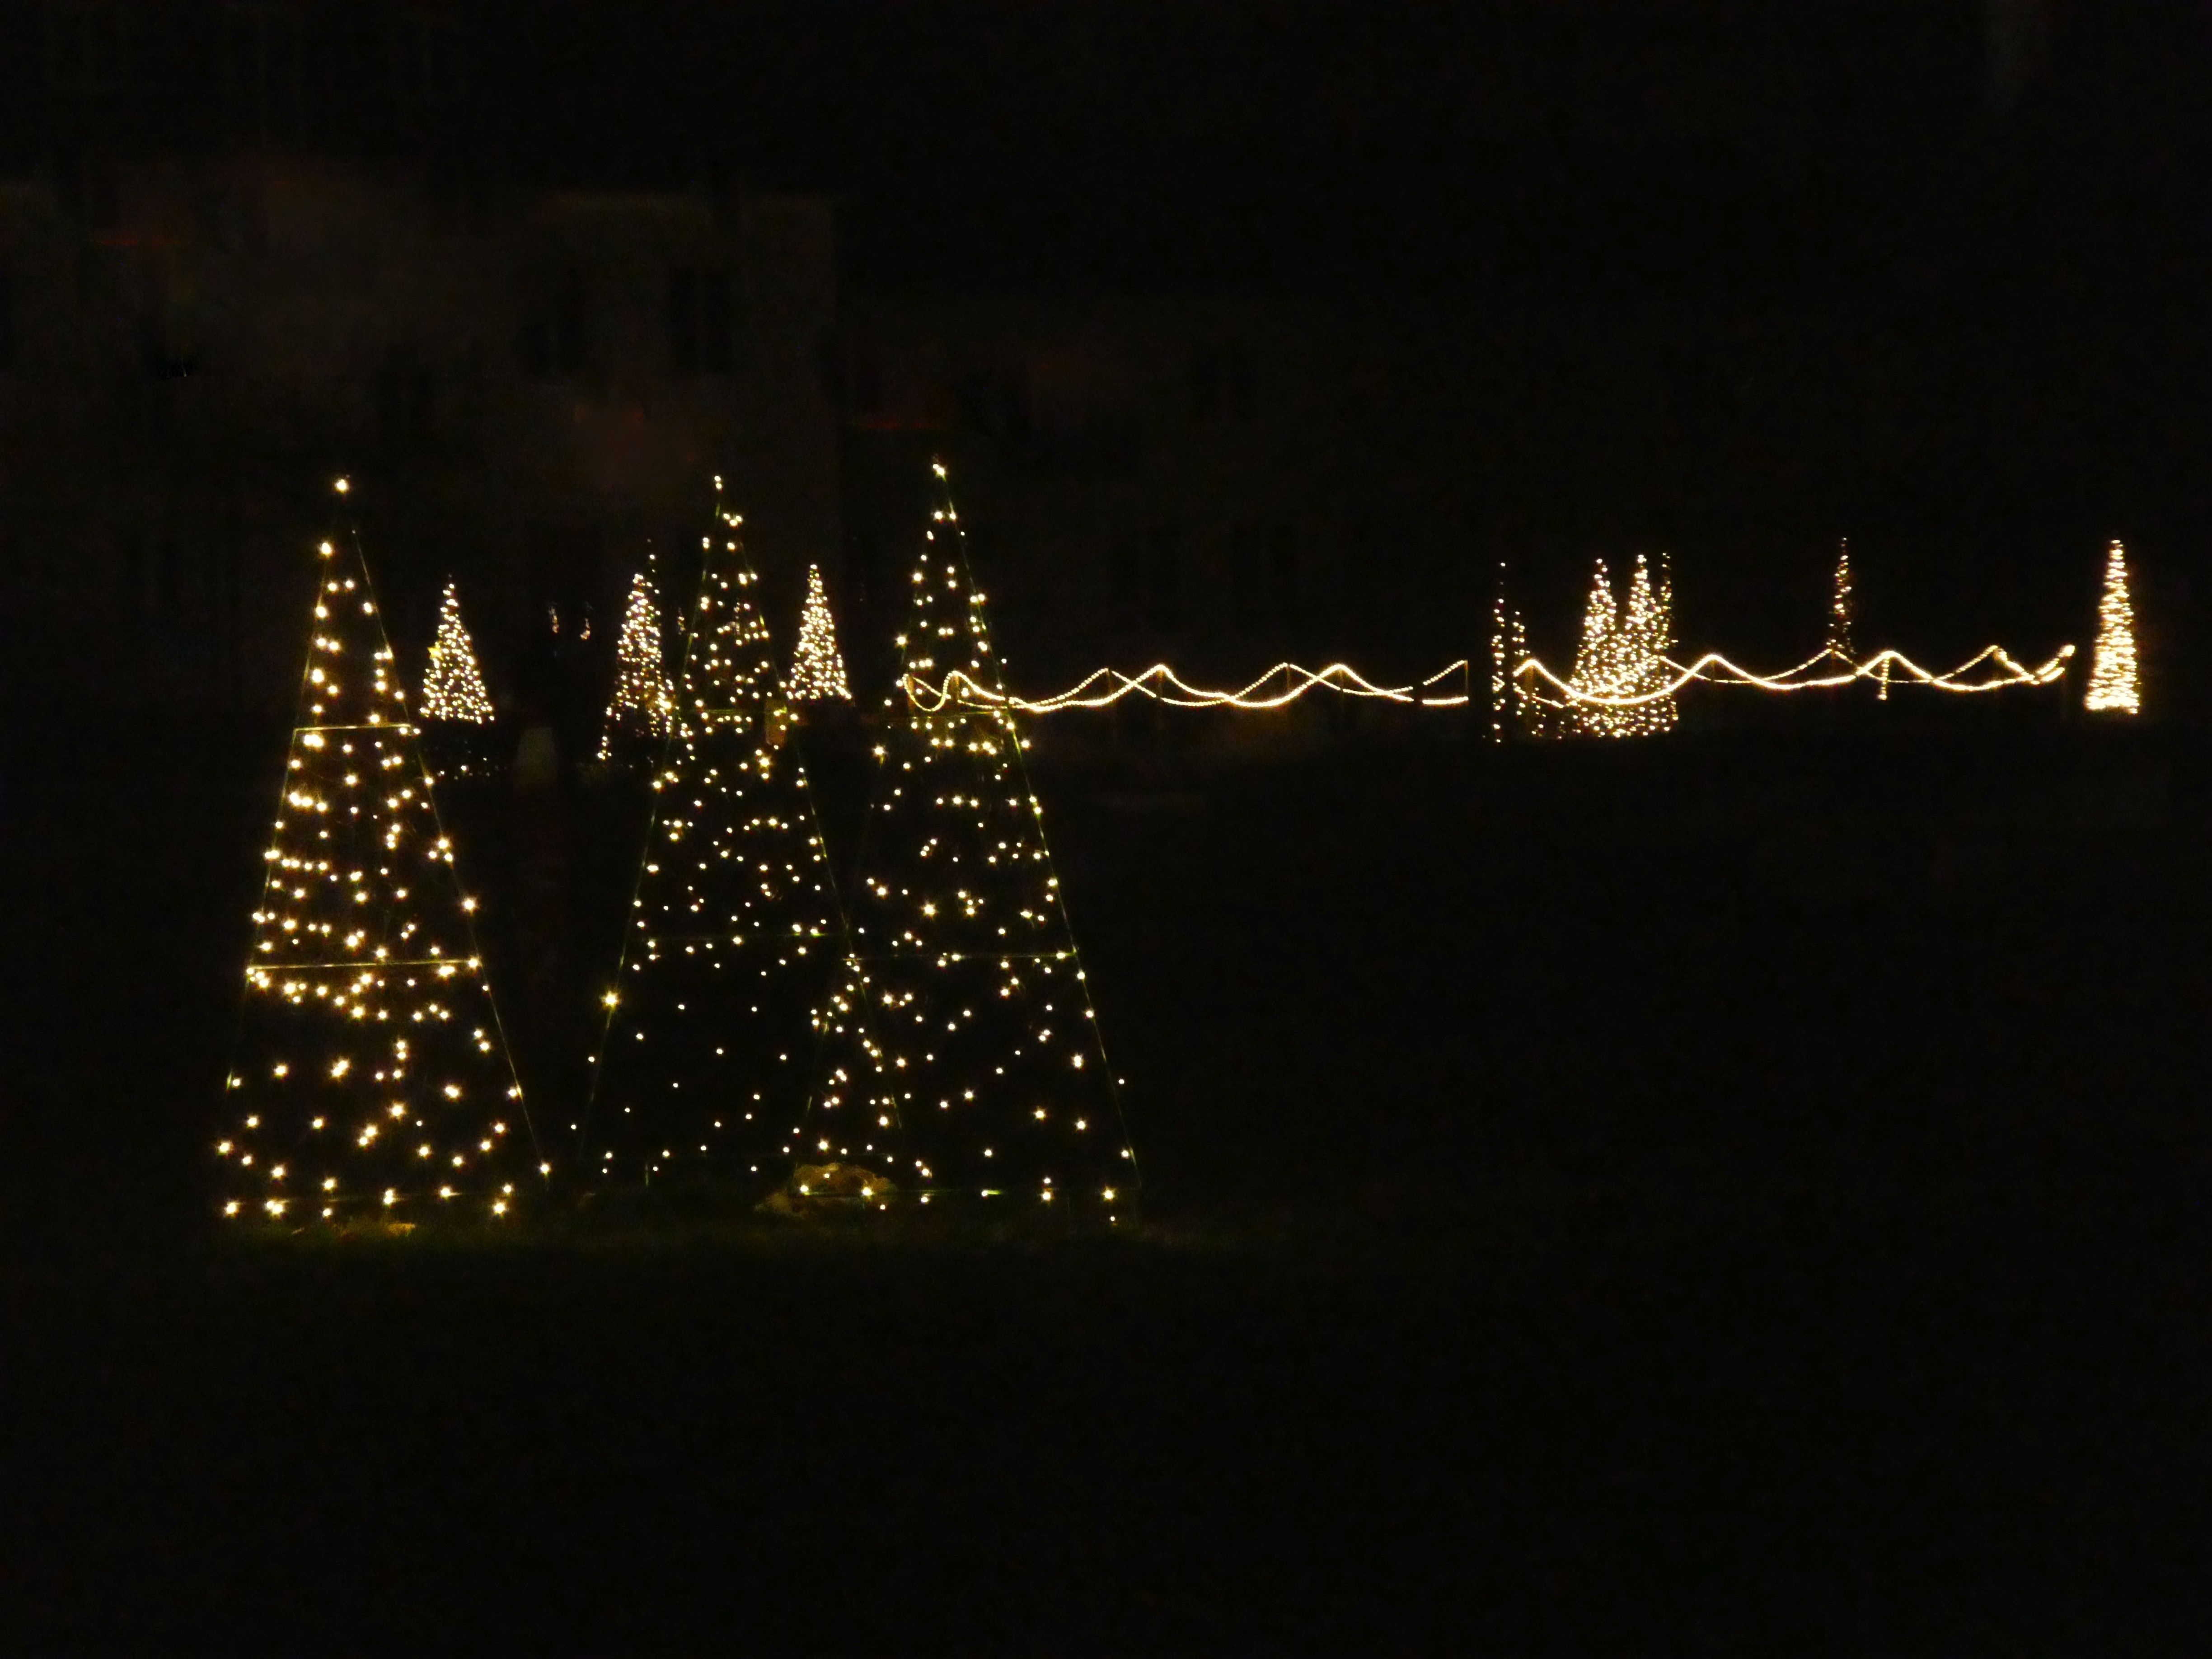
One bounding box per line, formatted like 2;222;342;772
585;498;844;1187
800;461;1138;1223
219;504;542;1226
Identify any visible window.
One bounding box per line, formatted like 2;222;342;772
668;267;736;374
1143;526;1182;631
378;350;436;444
522;269;585;378
394;9;464;109
220;4;304;144
1189;341;1254;422
1270;525;1299;627
47;1;125;97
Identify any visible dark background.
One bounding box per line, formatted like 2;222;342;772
7;3;2212;1649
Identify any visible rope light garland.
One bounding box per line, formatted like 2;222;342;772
583;485;845;1188
218;481;543;1227
801;460;1139;1220
909;658;1472;714
1520;642;2074;708
906;641;2068;719
789;562;853;703
2084;539;2140;715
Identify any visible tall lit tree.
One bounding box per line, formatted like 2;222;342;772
421;580;495;724
1826;540;1856;662
1489;564;1547;741
1569;559;1626;736
584;498;845;1187
1615;554;1678;735
800;461;1137;1221
789;562;853;703
2084;539;2140;714
598;568;678;759
219;492;542;1225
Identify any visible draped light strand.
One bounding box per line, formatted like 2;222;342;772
906;644;2069;717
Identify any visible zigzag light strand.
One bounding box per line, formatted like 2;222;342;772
911;644;2071;716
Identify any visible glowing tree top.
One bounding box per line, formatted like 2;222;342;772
2084;539;2140;714
790;562;853;703
802;460;1137;1220
421;579;495;724
585;499;844;1186
1826;540;1855;662
219;492;541;1226
599;569;678;755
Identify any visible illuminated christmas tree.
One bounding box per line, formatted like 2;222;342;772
421;580;495;723
219;492;542;1225
799;461;1137;1221
2084;539;2141;714
789;562;853;703
1569;559;1626;736
597;568;678;760
1826;540;1855;662
584;501;844;1187
1489;564;1547;740
1615;553;1678;736
1568;555;1674;737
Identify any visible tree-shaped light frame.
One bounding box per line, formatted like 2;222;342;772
219;512;542;1224
585;495;846;1185
802;461;1139;1220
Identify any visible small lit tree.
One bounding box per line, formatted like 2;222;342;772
585;497;845;1187
1615;554;1678;736
422;580;495;723
219;493;542;1226
597;568;678;759
420;578;500;782
1570;559;1626;736
801;461;1138;1222
790;562;853;703
1826;540;1855;662
2084;539;2141;714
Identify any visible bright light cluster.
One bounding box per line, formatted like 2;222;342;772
420;580;494;725
803;460;1138;1218
2084;540;2140;715
789;563;853;703
1565;555;1678;737
220;526;541;1225
598;569;677;758
585;514;844;1185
